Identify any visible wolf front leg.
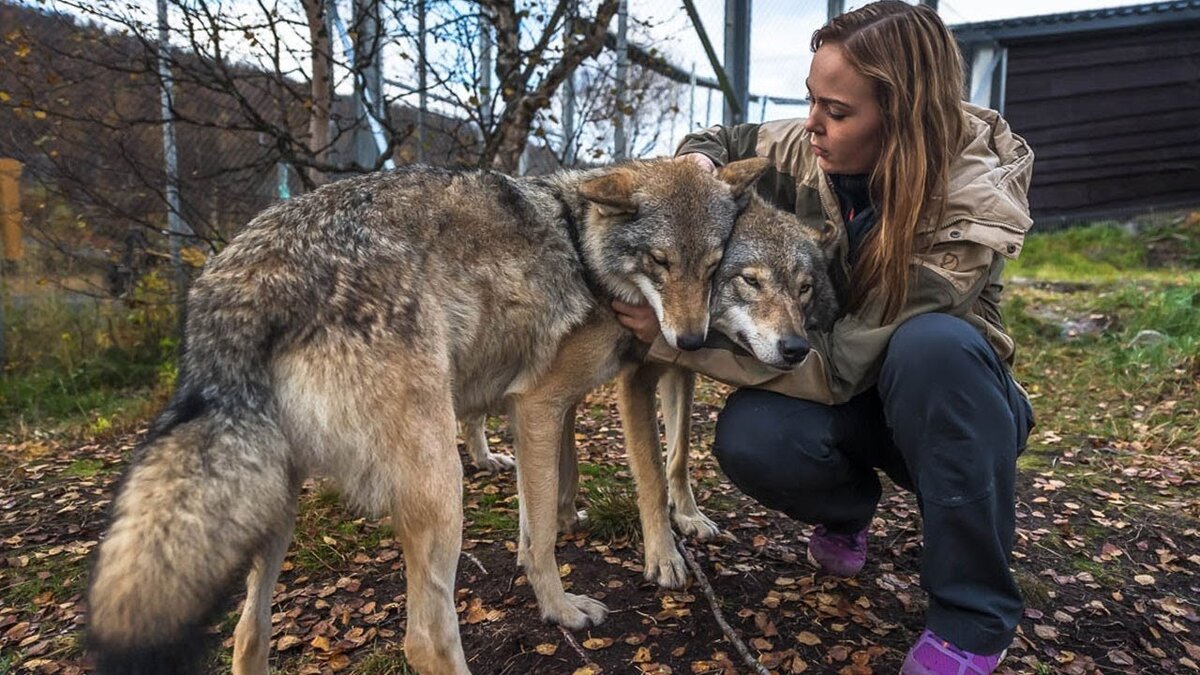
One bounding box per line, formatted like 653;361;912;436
618;363;689;589
659;366;720;540
512;397;608;629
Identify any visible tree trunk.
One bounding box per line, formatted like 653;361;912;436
302;0;332;187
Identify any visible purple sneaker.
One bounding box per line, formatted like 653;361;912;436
805;524;867;577
901;629;1006;675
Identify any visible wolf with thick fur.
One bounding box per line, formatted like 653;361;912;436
550;191;840;545
86;158;768;675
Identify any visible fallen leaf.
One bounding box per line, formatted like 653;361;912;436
796;631;822;646
535;643;558;656
1107;650;1134;666
583;637;614;650
1033;625;1058;640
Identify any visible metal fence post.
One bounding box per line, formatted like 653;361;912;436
562;0;578;166
157;0;192;309
828;0;844;21
613;0;629;161
723;0;750;126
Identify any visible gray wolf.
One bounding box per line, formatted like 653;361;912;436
475;191;839;551
567;190;840;548
86;158;768;675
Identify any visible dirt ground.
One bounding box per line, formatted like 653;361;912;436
2;376;1198;674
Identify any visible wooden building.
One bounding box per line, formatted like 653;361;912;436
953;2;1200;226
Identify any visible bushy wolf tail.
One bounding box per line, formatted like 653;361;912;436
87;405;295;674
88;264;299;674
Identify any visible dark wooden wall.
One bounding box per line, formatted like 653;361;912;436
1002;23;1200;221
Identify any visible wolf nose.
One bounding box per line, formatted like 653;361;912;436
677;333;706;351
778;335;811;363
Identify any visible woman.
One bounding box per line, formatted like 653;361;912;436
613;2;1035;674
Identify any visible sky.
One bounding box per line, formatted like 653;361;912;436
632;0;1148;126
41;0;1153;154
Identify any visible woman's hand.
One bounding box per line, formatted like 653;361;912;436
612;299;661;344
677;153;717;173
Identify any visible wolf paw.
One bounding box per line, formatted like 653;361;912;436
672;509;720;541
558;509;589;535
543;593;609;629
644;547;689;589
472;451;516;474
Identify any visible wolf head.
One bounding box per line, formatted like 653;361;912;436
578;158;769;350
711;194;840;368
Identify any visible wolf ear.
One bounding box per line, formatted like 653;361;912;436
579;168;639;215
813;219;840;256
717;157;771;200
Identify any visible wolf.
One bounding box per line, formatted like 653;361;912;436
85;157;769;675
548;190;841;548
462;190;840;543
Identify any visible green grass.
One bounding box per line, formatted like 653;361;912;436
3;553;88;609
1;285;178;437
585;484;641;542
1009;215;1200;282
63;457;106;478
1010;222;1147;278
465;505;518;535
1003;220;1199;505
352;647;414;674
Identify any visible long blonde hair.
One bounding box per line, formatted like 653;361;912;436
812;1;966;321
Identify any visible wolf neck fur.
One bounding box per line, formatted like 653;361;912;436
528;170;643;305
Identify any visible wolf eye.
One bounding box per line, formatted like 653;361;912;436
799;283;813;294
740;274;760;289
649;250;670;268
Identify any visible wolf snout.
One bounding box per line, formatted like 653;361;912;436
677;333;706;351
778;335;810;363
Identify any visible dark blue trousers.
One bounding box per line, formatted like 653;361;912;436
712;313;1033;654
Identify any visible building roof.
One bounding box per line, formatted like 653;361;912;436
951;0;1200;43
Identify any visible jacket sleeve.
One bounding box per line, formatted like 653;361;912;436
674;123;762;166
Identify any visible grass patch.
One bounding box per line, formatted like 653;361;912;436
1;279;178;438
62;457;106;478
1010;214;1200;282
3;553;88;609
585;484;641;543
352;647;413;674
1004;221;1200;505
465;506;518;535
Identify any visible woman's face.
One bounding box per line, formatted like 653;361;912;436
804;43;884;175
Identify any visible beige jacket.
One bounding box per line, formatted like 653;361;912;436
649;103;1035;405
